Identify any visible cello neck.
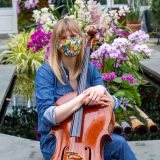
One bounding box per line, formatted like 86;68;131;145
70;47;90;137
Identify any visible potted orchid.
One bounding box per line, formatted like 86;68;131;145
126;0;141;32
126;9;141;32
90;29;150;106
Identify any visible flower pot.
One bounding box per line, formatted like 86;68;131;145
126;20;141;32
126;23;141;32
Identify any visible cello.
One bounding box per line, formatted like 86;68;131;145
50;47;115;160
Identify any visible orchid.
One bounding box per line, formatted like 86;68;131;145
102;72;117;81
121;74;137;85
128;30;149;44
91;60;103;69
27;29;52;53
120;96;134;111
133;44;151;56
33;6;56;32
25;0;39;9
16;0;39;13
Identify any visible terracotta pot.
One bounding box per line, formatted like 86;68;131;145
126;20;141;32
126;23;141;32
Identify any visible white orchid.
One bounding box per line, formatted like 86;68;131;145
33;7;56;32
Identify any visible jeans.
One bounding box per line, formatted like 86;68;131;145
104;134;137;160
41;134;137;160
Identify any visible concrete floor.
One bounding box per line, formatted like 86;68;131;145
0;134;43;160
140;39;160;83
0;133;160;160
129;140;160;160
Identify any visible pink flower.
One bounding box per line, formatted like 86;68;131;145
27;29;52;53
111;24;130;37
121;74;136;84
102;72;117;81
128;30;149;44
133;44;151;56
25;0;39;10
91;60;103;69
16;2;20;13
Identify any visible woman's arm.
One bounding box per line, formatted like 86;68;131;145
35;64;90;126
54;93;88;123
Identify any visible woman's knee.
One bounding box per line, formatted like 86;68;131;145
112;134;126;143
111;134;128;149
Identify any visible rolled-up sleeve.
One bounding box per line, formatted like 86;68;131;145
35;65;57;130
90;63;120;111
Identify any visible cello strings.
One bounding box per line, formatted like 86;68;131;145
70;48;89;136
70;48;90;153
74;48;89;136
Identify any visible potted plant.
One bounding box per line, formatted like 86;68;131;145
126;9;141;32
126;0;142;32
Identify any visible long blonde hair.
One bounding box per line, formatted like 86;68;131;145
48;18;85;84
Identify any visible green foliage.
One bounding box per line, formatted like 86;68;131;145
0;106;38;140
127;10;140;22
0;0;12;7
103;59;116;73
0;31;45;100
126;0;143;23
127;84;160;140
151;0;160;27
106;78;141;106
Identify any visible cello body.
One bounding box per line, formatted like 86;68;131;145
50;92;115;160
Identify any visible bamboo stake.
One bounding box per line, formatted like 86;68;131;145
135;106;159;133
130;116;147;134
121;120;132;134
113;122;123;135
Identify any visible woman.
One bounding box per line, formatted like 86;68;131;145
35;18;137;160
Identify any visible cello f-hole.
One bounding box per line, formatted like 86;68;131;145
61;146;68;160
85;146;91;160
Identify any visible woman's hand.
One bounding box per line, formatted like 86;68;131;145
82;85;106;106
82;86;115;109
105;91;115;109
93;94;112;107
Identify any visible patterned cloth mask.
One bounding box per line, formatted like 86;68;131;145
57;37;83;57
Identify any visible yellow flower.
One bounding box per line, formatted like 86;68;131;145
66;40;69;44
74;46;77;50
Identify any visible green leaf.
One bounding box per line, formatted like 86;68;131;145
113;77;122;83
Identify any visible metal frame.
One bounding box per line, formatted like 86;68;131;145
0;67;17;127
107;0;128;8
0;0;18;34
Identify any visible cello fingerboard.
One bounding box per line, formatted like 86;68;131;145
70;47;90;137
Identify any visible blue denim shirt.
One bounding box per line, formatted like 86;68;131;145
35;61;120;160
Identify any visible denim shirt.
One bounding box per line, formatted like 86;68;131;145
35;61;120;159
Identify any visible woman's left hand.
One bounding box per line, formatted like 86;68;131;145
82;85;106;106
103;92;115;109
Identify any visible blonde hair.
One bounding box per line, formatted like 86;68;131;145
48;18;85;84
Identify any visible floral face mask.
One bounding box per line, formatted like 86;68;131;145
57;37;83;57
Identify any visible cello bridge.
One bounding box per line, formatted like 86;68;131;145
66;151;83;160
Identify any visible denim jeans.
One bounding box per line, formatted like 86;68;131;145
41;134;137;160
104;134;137;160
